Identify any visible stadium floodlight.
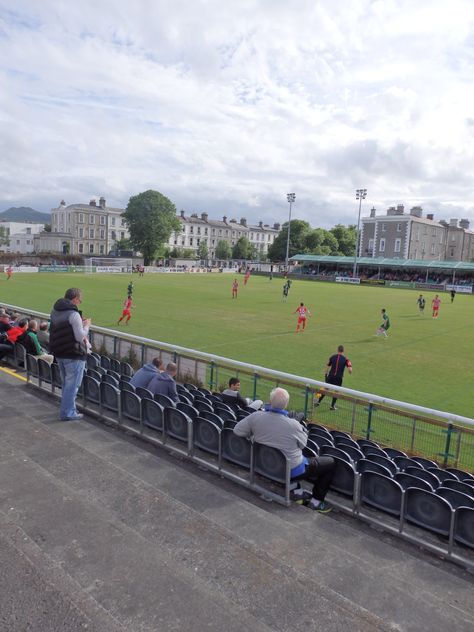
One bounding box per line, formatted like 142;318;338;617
285;193;296;270
353;188;367;279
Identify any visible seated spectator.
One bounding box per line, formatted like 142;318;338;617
20;320;54;365
7;318;28;344
36;321;50;350
130;357;164;389
221;377;263;410
233;387;336;513
0;314;14;361
147;362;179;402
0;313;11;334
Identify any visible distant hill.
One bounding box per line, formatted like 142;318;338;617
0;207;51;223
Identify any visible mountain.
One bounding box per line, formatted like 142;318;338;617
0;207;51;223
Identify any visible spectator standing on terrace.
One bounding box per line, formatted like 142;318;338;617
417;295;425;315
130;357;164;389
20;320;54;365
232;278;239;299
49;288;90;421
233;388;335;513
315;345;352;411
148;362;179;402
36;321;50;350
221;377;263;411
431;295;441;319
450;289;456;303
295;302;311;333
376;309;390;337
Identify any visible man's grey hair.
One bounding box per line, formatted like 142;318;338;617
28;319;38;330
65;288;82;301
270;387;289;410
166;362;177;374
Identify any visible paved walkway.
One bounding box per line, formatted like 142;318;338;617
1;367;473;632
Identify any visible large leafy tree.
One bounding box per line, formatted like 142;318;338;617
268;219;311;261
330;224;357;256
197;241;209;259
215;240;231;259
232;236;253;260
123;190;180;265
304;228;339;255
0;225;10;247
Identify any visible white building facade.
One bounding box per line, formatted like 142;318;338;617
0;221;45;254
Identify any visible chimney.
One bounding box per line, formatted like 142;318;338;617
258;221;263;228
201;212;208;221
223;215;227;223
89;199;97;206
191;213;198;218
99;196;106;208
426;213;434;221
410;206;423;218
459;219;470;229
273;222;280;230
449;218;458;227
240;217;247;227
180;210;185;218
439;219;448;227
60;199;66;207
396;204;404;215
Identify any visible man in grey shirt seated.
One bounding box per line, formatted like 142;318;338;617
148;362;179;403
233;387;335;513
221;377;263;410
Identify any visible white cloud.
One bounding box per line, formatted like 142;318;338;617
0;0;474;226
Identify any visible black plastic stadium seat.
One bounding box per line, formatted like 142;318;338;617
365;454;398;476
305;437;319;454
183;382;198;391
405;466;440;489
100;382;120;414
356;458;393;478
120;361;134;377
446;467;474;481
136;386;154;400
38;358;52;384
329;456;356;497
26;354;39;378
154;393;177;408
163;407;191;443
319;445;352;463
334;436;359;449
330;430;352;441
308;435;334;450
395;472;434;492
87;368;102;382
454;507;474;549
100;355;110;369
411;456;439;470
356;439;379;450
120;380;135;393
109;358;121;373
254;443;290;486
102;373;119;387
52;363;62;388
443;479;474;497
193;417;221;455
222;428;251;468
360;471;403;516
199;410;224;427
194;400;214;414
384;447;408;459
83;375;101;404
334;443;364;462
87;354;100;370
405;488;453;537
308;426;332;440
176;402;199;421
393;456;423;472
142;399;164;431
178;393;193;406
427;468;457;485
121;390;141;424
436;487;474;510
361;445;388;458
107;369;121;381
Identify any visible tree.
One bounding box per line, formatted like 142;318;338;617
197;241;209;260
0;226;9;247
43;223;52;233
232;236;253;260
113;237;132;252
123;190;180;265
267;220;311;261
330;224;357;256
304;228;339;255
215;240;231;260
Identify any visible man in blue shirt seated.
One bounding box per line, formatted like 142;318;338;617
233;387;336;512
147;362;179;403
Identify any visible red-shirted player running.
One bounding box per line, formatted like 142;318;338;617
117;297;133;325
232;279;239;299
6;265;13;280
294;302;311;332
243;269;251;286
431;294;441;319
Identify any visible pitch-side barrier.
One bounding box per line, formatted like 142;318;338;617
3;302;474;473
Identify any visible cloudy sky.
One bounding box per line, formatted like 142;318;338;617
1;0;474;227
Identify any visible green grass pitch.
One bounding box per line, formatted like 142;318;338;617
1;272;473;418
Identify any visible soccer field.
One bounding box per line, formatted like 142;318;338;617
1;272;473;418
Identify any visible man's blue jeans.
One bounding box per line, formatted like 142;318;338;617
57;358;86;419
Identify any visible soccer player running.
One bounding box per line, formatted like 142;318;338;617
450;289;456;303
243;269;251;286
232;278;239;299
295;302;311;333
6;265;13;280
127;281;134;298
117;296;133;325
431;294;441;318
376;308;390;337
316;345;352;411
282;282;289;302
417;294;425;315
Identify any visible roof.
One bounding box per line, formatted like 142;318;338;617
290;254;474;271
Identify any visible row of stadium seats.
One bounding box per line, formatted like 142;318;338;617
19;351;474;560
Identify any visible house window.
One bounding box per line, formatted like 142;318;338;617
381;223;386;232
89;244;94;254
78;243;84;254
181;239;185;245
26;239;31;245
394;238;401;253
430;243;435;254
121;219;125;226
111;217;116;226
212;229;215;235
204;228;208;235
78;213;84;224
189;238;193;246
212;240;215;245
368;238;374;252
111;230;116;240
100;229;105;239
90;215;95;224
197;227;201;235
450;247;454;257
190;226;194;234
379;238;385;252
120;232;125;239
397;223;402;232
16;239;20;245
89;228;95;239
197;238;200;245
100;245;105;254
100;215;106;225
26;227;31;234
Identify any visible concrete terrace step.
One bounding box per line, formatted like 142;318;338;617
0;371;473;632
